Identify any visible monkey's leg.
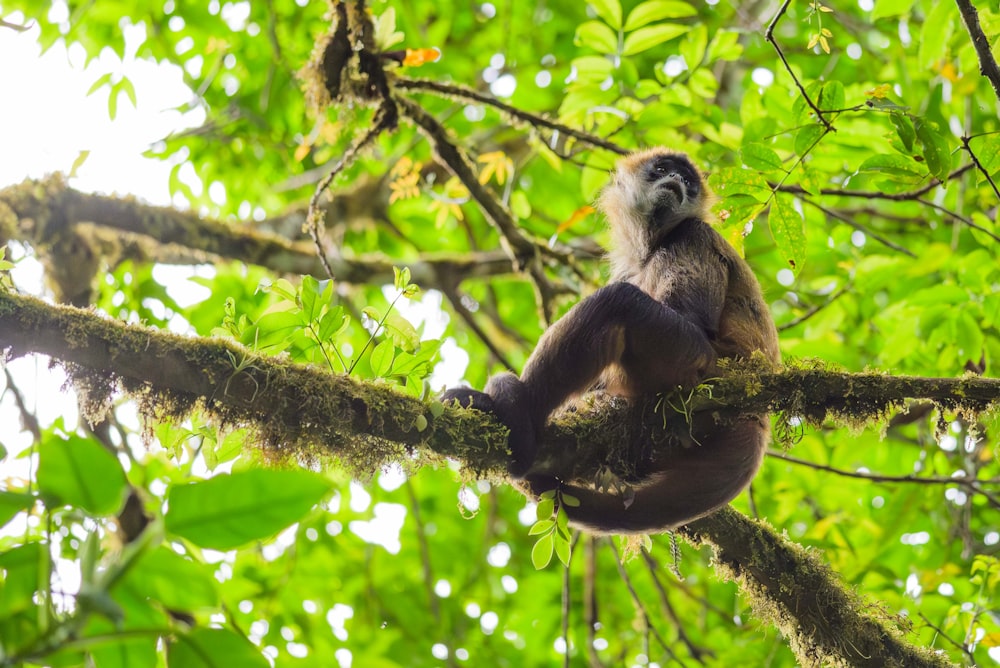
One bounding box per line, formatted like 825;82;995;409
521;281;717;423
499;282;716;477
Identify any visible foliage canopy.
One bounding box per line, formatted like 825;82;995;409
1;0;1000;666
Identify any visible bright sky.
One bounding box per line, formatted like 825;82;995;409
0;18;200;198
0;21;204;467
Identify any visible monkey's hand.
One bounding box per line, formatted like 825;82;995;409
441;372;538;478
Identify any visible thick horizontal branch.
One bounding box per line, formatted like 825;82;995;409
0;290;965;667
2;290;998;478
0;176;574;290
0;290;511;477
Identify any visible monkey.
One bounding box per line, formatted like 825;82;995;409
443;148;781;534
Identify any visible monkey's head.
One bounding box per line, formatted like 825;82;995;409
599;149;710;253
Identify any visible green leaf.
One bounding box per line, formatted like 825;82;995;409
0;490;35;528
793;124;827;156
679;24;707;69
370;339;395;377
624;0;697;31
817;80;844;111
769;193;806;274
575;20;618;53
707;29;743;62
589;0;623;29
118;75;137;108
69;150;91;178
918;1;956;69
953;309;984;359
244;309;300;349
0;542;46;615
165;469;333;550
554;533;571;566
536;495;555;521
37;435;127;516
871;0;916;20
622;23;687;55
381;311;420;352
118;547;219;611
89;636;156;668
709;168;772;202
168;628;269;668
300;275;321;320
529;519;555;535
890;113;916;153
86;72;113;96
915;118;953;181
531;533;555;569
317;305;349;342
741;144;785;173
858;153;925;180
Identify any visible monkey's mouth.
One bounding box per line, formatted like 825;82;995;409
655;176;686;205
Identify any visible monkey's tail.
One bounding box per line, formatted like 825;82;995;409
553;418;769;535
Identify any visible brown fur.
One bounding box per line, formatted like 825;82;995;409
443;148;780;534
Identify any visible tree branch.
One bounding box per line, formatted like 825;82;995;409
954;0;1000;104
0;176;587;290
683;508;955;668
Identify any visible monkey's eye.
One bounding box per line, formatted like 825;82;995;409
651;159;690;184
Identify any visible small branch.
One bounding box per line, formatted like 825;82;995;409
609;542;683;665
799;198;916;256
2;364;41;441
440;285;516;373
397;95;573;321
395;78;628;156
768;450;1000;512
0;178;562;290
954;0;1000;103
404;479;442;622
961;135;1000;203
776;163;975;201
764;1;834;131
306;114;394;280
640;550;711;663
778;285;848;332
916;196;1000;243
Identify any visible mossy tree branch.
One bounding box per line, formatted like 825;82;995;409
0;176;602;291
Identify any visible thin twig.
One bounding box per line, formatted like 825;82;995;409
306;116;392;279
609;543;686;666
440;286;515;372
802;198;916;256
778;285;849;332
961;135;1000;202
640;550;711;664
777;163;975;200
768;450;1000;512
396;78;628;156
764;0;834;131
917;197;1000;243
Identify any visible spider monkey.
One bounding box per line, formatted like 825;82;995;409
443;148;781;534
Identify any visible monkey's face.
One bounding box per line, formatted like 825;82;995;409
600;149;708;239
643;153;701;210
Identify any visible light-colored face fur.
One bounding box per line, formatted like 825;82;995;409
598;148;711;277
